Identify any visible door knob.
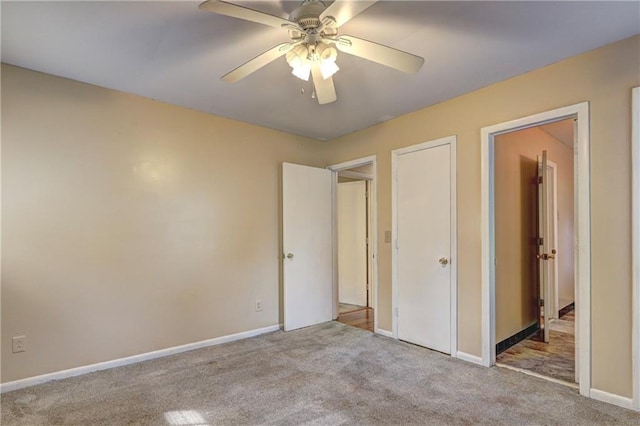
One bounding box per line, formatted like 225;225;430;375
439;257;449;266
537;253;555;260
286;253;294;259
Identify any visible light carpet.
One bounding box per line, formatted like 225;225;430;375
1;322;638;425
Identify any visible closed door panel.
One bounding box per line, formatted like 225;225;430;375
397;144;451;353
282;162;333;331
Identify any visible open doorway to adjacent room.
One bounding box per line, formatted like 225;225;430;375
329;158;377;333
492;117;578;386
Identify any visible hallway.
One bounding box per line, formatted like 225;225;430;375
337;307;374;332
497;309;575;384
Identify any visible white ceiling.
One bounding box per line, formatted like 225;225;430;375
2;1;639;140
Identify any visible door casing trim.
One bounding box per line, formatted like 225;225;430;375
328;156;379;332
544;159;560;321
631;86;639;411
480;102;590;397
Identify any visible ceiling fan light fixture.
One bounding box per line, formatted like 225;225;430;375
200;0;424;104
286;45;312;81
320;60;339;79
291;61;312;81
315;43;339;79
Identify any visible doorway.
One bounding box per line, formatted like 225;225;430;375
281;158;378;334
392;136;458;355
481;102;591;397
492;119;577;386
329;157;378;333
337;169;372;330
281;159;377;334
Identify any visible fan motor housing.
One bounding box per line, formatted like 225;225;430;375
289;0;326;30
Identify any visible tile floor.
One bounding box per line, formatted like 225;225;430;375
497;310;576;384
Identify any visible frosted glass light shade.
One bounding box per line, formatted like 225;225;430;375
291;61;311;81
320;60;339;79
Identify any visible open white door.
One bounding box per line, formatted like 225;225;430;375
282;162;333;331
546;161;559;321
538;150;552;343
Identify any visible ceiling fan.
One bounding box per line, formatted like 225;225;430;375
199;0;424;104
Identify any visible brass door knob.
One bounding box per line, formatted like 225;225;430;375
439;257;449;266
286;253;294;259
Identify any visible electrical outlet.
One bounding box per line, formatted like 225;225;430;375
12;336;26;353
255;299;263;312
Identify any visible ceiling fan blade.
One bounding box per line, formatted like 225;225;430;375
319;0;377;28
311;64;337;105
334;35;424;74
199;0;292;29
222;43;295;83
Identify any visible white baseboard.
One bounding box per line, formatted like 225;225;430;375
497;363;579;389
590;388;635;411
0;324;280;394
456;351;484;366
375;329;393;338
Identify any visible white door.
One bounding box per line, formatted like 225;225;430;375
396;143;452;353
537;151;552;342
282;162;333;331
538;151;555;343
338;181;368;306
546;161;559;321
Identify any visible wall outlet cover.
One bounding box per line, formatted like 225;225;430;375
12;336;26;353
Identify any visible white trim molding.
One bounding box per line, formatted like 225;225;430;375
329;155;376;172
481;102;591;397
498;363;579;389
337;170;374;181
0;324;280;394
391;136;458;356
632;86;640;411
456;351;484;366
590;388;635;411
545;159;560;320
328;155;379;332
375;329;393;338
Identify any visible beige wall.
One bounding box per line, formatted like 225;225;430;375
1;64;326;382
324;35;639;397
2;35;639;400
494;126;574;342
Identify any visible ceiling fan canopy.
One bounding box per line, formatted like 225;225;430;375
199;0;424;104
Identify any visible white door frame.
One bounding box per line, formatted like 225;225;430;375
632;86;640;411
391;136;458;356
328;156;379;332
545;159;559;320
481;102;591;397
